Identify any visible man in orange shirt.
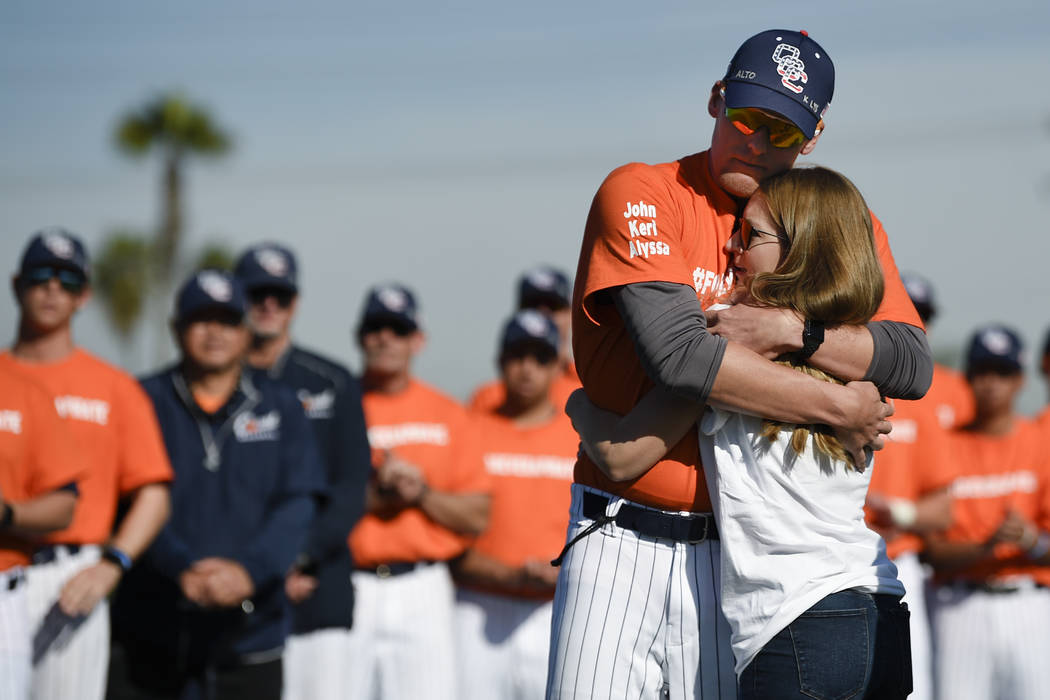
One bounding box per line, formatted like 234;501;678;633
924;325;1050;700
2;229;173;700
468;266;580;414
454;310;576;700
549;29;931;699
345;284;491;700
0;364;82;700
901;272;975;429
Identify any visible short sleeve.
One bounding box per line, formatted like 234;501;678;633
114;373;174;493
578;165;695;323
869;213;924;328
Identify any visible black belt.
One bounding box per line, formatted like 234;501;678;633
582;492;719;543
959;580;1049;595
32;544;82;565
355;561;434;579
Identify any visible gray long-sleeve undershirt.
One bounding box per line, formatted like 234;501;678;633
610;281;932;404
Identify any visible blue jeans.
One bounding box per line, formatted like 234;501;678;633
739;590;912;700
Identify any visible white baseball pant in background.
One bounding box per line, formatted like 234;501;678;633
0;568;30;700
283;628;352;700
546;485;736;700
341;561;457;700
455;588;553;700
894;552;932;700
26;545;108;700
931;580;1050;700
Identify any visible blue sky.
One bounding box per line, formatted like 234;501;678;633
3;0;1049;410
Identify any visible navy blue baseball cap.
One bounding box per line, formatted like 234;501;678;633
18;227;90;279
517;265;571;310
233;243;298;292
966;324;1025;375
900;272;936;322
500;309;560;356
723;29;834;139
175;269;247;324
358;283;419;333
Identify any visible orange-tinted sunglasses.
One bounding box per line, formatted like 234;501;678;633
725;107;807;149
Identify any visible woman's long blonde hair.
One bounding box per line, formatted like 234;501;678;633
749;166;884;466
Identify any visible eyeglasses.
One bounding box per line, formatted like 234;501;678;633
247;286;296;308
21;266;87;294
738;219;790;250
725;107;807;149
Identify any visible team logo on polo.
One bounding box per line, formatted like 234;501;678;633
233;410;281;441
298;388;335;419
42;231;76;259
0;410;22;435
368;422;449;449
772;43;807;94
198;271;233;302
255;248;289;277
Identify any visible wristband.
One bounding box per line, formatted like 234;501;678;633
888;499;918;529
102;545;133;573
0;502;13;530
795;319;825;362
1027;533;1050;561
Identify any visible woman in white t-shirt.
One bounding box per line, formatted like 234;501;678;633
567;166;911;700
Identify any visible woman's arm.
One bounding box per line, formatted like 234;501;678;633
565;388;704;482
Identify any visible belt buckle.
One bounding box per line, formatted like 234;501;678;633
376;564;392;579
687;515;710;544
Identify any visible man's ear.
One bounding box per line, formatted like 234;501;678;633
799;120;825;156
707;81;725;118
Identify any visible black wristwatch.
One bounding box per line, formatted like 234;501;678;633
0;501;13;530
795;319;825;362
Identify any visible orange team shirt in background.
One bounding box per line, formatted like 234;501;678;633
464;409;576;600
468;363;581;415
572;151;924;512
350;379;492;569
0;349;173;546
0;365;86;571
866;396;954;560
936;419;1050;586
925;363;975;429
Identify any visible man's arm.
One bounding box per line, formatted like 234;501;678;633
0;488;76;535
611;283;892;464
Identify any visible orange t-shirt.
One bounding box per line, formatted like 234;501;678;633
572;152;924;511
468;363;581;415
0;349;173;545
349;379;492;568
465;409;576;599
0;365;86;571
936;419;1050;586
925;363;975;429
866;396;954;559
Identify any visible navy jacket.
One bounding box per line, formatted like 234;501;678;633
111;366;325;663
259;346;370;633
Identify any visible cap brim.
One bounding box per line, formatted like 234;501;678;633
725;81;820;139
241;274;297;293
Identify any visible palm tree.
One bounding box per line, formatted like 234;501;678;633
114;92;232;288
93;231;151;365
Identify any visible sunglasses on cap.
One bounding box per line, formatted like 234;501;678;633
724;107;808;149
247;286;296;308
21;266;87;294
736;218;790;250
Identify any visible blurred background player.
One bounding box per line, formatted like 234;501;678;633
0;364;82;700
468;266;579;413
346;283;491;700
107;270;325;700
2;228;173;700
923;325;1050;700
452;310;576;700
902;272;975;429
233;243;371;700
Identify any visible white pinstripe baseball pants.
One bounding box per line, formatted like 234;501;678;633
930;580;1050;700
0;568;30;700
26;545;108;700
894;551;933;700
546;486;736;700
